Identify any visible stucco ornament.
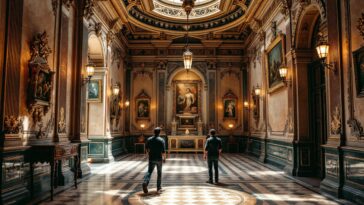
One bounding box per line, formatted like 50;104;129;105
58;107;66;133
330;106;341;135
4;116;23;134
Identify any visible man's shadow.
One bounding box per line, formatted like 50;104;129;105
139;190;162;198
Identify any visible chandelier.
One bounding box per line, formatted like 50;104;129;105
182;0;195;71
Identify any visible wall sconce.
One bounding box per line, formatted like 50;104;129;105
112;83;120;96
228;123;234;129
124;100;130;107
253;84;261;97
316;35;335;72
279;65;292;86
243;101;249;109
83;60;95;85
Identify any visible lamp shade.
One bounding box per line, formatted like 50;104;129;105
316;43;329;59
279;65;288;79
254;86;261;96
86;63;95;77
112;84;120;96
183;49;193;70
243;101;249;108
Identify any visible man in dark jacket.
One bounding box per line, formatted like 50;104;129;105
203;129;222;184
142;127;166;194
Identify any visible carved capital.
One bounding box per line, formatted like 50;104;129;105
83;0;94;20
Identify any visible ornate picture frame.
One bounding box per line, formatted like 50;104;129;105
223;90;238;120
173;80;201;116
266;34;286;93
353;46;364;97
135;90;151;120
87;79;102;102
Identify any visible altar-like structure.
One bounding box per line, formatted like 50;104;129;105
167;79;206;153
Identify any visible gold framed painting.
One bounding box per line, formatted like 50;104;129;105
87;79;103;102
266;34;286;93
135;90;151;120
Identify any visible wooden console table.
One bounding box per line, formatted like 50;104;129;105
26;143;79;200
168;135;206;154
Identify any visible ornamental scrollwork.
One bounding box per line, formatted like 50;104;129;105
348;118;364;140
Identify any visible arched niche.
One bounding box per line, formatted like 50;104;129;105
166;68;208;132
88;33;104;67
293;5;327;177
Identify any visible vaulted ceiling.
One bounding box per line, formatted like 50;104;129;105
95;0;267;42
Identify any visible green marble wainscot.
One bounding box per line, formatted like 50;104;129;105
1;147;30;204
342;146;364;204
88;137;114;163
320;145;342;198
265;139;293;170
79;141;91;177
247;136;263;158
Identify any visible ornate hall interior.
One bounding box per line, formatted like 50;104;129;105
0;0;364;204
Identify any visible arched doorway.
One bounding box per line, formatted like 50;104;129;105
295;5;327;182
166;69;207;135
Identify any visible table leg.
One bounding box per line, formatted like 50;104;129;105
50;161;54;201
74;155;78;189
30;162;34;198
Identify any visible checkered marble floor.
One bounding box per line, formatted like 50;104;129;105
38;154;347;205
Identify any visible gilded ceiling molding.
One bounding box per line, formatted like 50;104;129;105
233;0;248;11
128;6;246;32
358;12;364;40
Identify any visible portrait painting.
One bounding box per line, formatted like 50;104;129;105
353;46;364;97
175;81;199;115
136;99;150;119
87;80;102;102
266;35;285;91
135;90;151;120
223;99;237;119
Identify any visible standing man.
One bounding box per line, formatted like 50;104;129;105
142;127;166;194
203;129;222;184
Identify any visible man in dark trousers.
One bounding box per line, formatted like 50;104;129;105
203;129;222;184
142;127;166;194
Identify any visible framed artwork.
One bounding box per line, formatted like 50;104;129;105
266;34;286;92
136;90;151;120
353;46;364;97
28;64;54;105
87;79;102;102
223;90;237;119
174;80;200;115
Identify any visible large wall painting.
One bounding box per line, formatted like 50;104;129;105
174;80;201;115
266;34;286;92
